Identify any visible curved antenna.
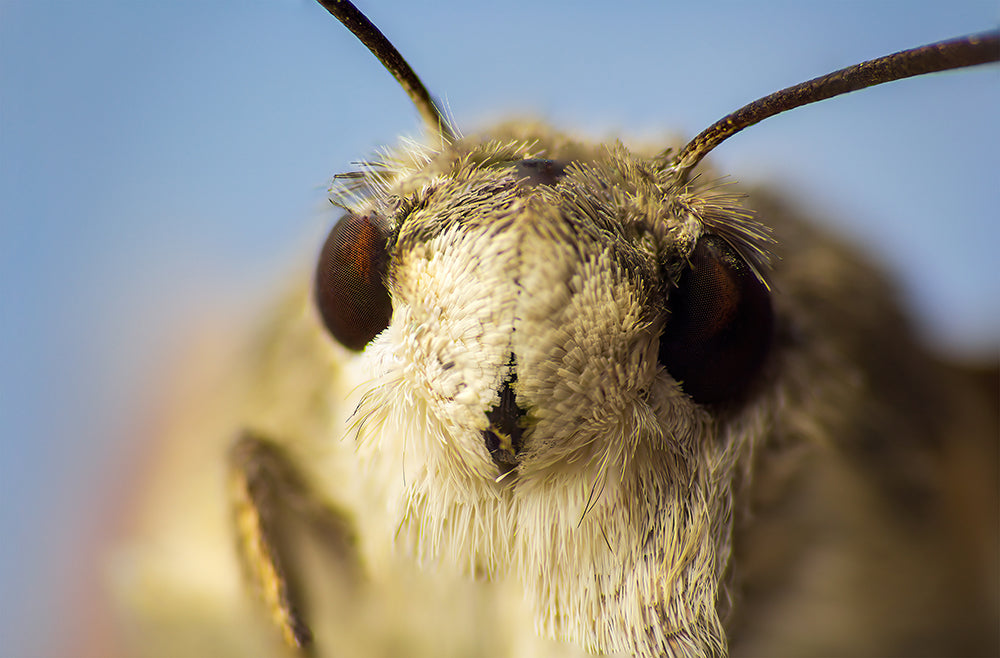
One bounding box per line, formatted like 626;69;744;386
668;30;999;184
316;0;455;141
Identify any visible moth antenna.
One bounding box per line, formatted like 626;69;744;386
316;0;456;142
668;30;999;184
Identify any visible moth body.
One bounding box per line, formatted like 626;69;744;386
111;122;997;657
106;8;999;656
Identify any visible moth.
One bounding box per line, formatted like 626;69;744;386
109;2;999;656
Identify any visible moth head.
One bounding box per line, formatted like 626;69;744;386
308;2;998;652
311;138;776;651
316;154;774;391
307;0;1000;512
312;0;997;424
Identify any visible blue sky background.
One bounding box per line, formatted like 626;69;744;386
1;1;997;655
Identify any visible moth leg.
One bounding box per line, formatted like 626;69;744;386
228;430;359;653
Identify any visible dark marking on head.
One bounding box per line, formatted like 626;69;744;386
513;158;569;190
483;375;525;476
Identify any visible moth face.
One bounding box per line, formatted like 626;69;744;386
311;134;775;653
315;136;774;489
386;178;663;482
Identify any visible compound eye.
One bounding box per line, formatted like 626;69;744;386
658;234;773;404
314;212;391;351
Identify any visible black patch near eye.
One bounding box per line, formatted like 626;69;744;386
513;158;568;189
314;212;391;351
658;234;773;404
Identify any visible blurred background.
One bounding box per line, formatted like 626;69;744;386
1;1;997;655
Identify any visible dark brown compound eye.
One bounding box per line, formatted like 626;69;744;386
658;234;773;404
314;212;392;351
